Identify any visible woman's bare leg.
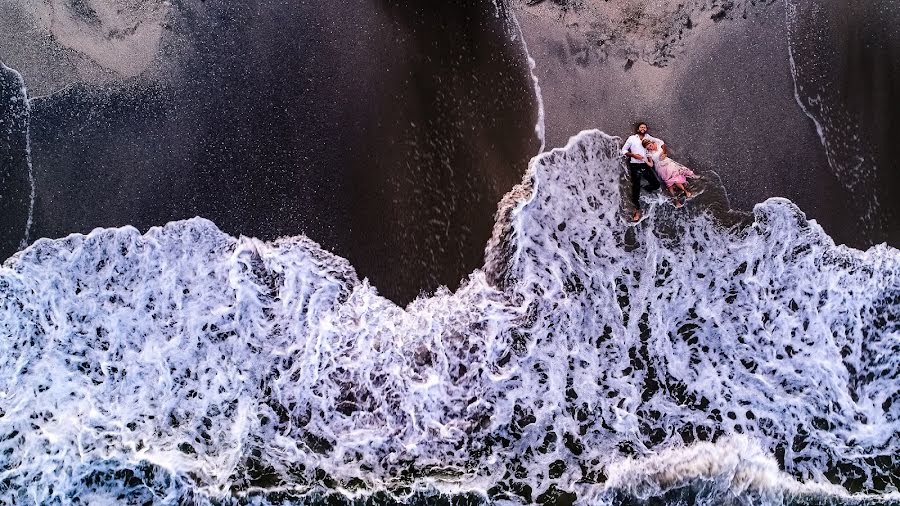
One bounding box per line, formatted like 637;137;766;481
676;182;692;198
668;185;683;208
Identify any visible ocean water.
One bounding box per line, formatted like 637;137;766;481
1;131;897;505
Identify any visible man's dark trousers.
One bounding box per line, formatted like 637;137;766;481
628;161;660;209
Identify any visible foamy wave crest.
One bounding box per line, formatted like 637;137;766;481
592;436;896;505
1;131;897;505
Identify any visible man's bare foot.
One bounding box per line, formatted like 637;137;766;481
632;210;642;221
675;200;683;208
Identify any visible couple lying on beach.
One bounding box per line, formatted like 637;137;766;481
621;122;696;222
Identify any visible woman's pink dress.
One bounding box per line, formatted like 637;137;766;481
649;150;695;187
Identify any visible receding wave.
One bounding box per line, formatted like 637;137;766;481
0;131;897;505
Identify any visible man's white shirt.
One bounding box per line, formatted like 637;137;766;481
621;134;664;165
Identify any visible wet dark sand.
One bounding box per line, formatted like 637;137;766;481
0;65;31;256
785;0;900;244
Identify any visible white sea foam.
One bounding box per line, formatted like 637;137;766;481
0;131;897;505
589;436;898;505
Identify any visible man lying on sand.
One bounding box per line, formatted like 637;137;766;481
621;122;665;221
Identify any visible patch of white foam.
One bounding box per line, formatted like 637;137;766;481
590;436;898;505
0;131;897;504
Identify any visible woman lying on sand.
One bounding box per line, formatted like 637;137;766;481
642;138;696;208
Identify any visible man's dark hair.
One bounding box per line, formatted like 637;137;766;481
634;122;648;133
